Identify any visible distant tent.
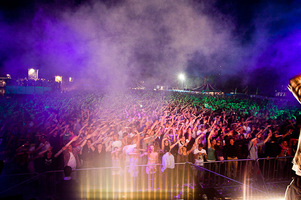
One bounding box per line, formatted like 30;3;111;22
193;83;223;95
131;81;145;90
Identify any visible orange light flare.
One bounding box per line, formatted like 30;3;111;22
288;74;301;104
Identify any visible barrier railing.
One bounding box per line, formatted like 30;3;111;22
257;156;294;181
189;156;293;199
0;157;293;199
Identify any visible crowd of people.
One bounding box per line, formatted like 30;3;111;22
0;90;300;180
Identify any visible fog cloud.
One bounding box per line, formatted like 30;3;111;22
0;0;300;93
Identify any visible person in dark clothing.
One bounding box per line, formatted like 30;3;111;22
42;149;56;172
39;149;57;196
215;139;224;161
94;143;106;167
81;139;95;167
236;134;248;159
265;129;281;158
48;128;62;154
225;138;238;179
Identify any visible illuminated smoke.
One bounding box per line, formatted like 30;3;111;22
0;0;300;93
0;0;236;90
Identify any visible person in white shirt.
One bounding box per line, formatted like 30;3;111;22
193;143;207;184
111;134;122;151
243;123;251;135
123;142;136;166
161;151;175;190
161;151;175;172
122;135;140;167
194;144;207;167
55;136;81;171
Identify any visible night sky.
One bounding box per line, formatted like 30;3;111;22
0;0;300;94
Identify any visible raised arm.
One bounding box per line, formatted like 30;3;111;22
37;146;52;157
170;139;181;150
187;127;192;142
194;133;204;146
261;125;271;135
192;118;201;133
208;119;217;132
187;143;197;155
207;128;215;149
161;138;167;151
150;120;159;132
282;129;293;138
54;136;78;158
263;131;273;144
135;130;141;148
49;125;59;135
78;122;89;137
176;125;184;141
80;133;93;148
59;125;69;137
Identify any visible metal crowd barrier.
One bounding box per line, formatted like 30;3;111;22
192;156;293;186
0;157;293;199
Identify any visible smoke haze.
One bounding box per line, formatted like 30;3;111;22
0;0;300;94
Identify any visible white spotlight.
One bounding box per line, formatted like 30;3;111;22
178;73;185;81
28;68;38;80
28;68;35;75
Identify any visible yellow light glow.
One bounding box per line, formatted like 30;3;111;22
28;68;35;75
28;68;38;80
288;74;301;104
55;76;62;83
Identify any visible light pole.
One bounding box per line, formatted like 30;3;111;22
28;68;39;81
55;76;63;90
178;73;185;90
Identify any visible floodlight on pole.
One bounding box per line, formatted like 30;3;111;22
29;69;35;74
28;68;38;80
178;73;185;81
178;73;185;89
55;76;63;83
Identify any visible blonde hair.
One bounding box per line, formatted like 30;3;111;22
293;130;301;169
